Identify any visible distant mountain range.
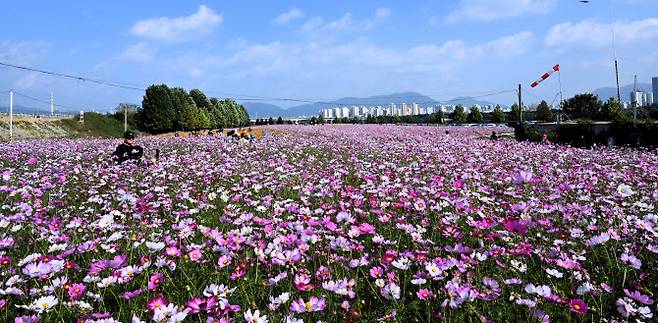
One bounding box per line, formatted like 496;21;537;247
593;83;651;102
242;92;495;118
242;84;657;118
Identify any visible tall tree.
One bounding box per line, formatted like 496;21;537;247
139;84;175;133
492;105;505;123
467;106;483;123
563;93;602;119
169;87;190;130
510;103;521;122
189;89;211;110
536;100;553;122
451;105;466;124
178;96;200;131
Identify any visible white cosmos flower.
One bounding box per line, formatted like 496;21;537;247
97;214;114;228
244;309;269;323
545;268;564;278
616;184;635;197
31;295;58;313
146;241;165;252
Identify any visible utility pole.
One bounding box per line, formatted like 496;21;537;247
518;84;523;123
50;91;54;116
9;89;13;141
124;105;128;132
610;0;622;104
633;75;638;126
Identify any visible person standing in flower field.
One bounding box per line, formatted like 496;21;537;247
112;131;144;164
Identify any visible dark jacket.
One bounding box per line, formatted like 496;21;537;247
112;143;143;164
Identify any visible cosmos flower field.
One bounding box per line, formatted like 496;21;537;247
0;125;657;323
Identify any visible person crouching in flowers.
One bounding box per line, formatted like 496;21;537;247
112;131;144;164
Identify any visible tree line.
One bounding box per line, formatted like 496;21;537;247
135;84;250;134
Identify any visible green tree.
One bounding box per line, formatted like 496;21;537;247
318;114;326;124
436;110;445;124
276;117;284;124
391;115;401;124
602;98;630;123
451;105;466;124
197;108;211;129
510;103;521;122
536;100;553;122
492;105;505;123
563;93;602;119
427;113;438;124
189;89;211;110
139;84;175;133
178;96;200;131
169;87;190;130
467;106;483;123
268;117;274;125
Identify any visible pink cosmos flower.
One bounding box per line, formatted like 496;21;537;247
217;254;232;268
186;296;218;314
503;220;528;235
147;295;169;312
569;299;587;314
623;289;654;305
416;289;435;300
148;272;164;291
512;170;533;185
166;246;181;257
68;283;85;300
294;273;313;291
189;249;203;262
290;296;326;313
123;288;142;300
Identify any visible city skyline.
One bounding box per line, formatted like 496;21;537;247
1;1;658;113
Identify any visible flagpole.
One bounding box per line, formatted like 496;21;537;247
557;68;563;124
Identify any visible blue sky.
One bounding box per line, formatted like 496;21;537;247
1;0;657;112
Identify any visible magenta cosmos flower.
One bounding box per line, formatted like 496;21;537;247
186;296;218;314
290;296;326;313
416;289;435;300
569;299;587;314
147;295;169;312
148;272;164;291
68;283;86;300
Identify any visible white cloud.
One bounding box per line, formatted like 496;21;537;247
0;41;47;65
165;30;533;81
375;8;391;19
545;18;658;48
301;8;392;34
131;5;222;42
446;0;555;24
272;7;304;25
117;43;157;62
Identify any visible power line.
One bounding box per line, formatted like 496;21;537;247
0;60;517;107
0;61;145;91
11;90;81;111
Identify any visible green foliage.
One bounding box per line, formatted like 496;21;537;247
510;103;521;123
467;106;483;123
276;117;284;124
563;93;602;119
513;122;541;142
139;84;175;134
189;89;211;110
492;104;505;123
318;114;326;124
138;85;249;133
451;105;466;124
536;100;553;122
61;112;128;138
391;115;401;124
